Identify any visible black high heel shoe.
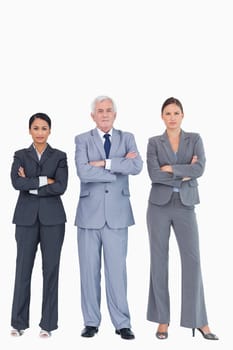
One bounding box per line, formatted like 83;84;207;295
192;328;219;340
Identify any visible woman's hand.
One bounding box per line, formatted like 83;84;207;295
18;166;26;177
47;178;55;184
161;156;198;180
191;155;198;164
160;165;173;173
182;155;198;181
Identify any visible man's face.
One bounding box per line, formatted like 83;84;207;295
91;99;116;132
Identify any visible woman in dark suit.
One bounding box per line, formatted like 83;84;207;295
146;97;218;340
10;113;68;338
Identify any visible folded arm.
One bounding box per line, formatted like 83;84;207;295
11;155;39;191
11;155;68;196
147;139;183;187
109;134;143;175
37;157;68;196
75;136;116;183
161;136;206;179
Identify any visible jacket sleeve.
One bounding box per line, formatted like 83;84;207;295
11;152;39;191
147;138;183;187
110;133;143;175
75;135;116;183
172;135;206;179
37;156;68;197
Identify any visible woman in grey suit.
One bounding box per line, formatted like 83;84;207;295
10;113;68;338
146;97;218;340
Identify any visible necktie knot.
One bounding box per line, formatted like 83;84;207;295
103;133;111;158
103;133;110;140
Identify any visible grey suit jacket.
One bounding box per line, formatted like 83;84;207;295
147;130;206;206
11;144;68;226
74;128;143;229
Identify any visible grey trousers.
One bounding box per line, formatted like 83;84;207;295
78;225;131;330
146;192;208;328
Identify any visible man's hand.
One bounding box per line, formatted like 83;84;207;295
125;152;137;159
88;152;138;167
89;160;105;167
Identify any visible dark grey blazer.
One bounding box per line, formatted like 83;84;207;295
147;130;206;206
11;144;68;226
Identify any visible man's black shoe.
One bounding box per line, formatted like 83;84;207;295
81;326;98;337
115;328;135;339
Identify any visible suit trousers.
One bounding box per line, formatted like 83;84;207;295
78;225;131;329
146;192;208;328
11;220;65;331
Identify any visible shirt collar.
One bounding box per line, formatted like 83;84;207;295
33;143;47;160
97;128;113;139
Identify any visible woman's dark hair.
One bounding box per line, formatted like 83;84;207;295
29;113;51;129
161;97;183;114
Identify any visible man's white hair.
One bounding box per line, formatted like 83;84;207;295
91;95;117;113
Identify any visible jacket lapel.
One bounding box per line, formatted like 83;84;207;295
177;130;189;163
160;131;177;164
109;128;121;157
91;129;106;159
27;144;40;164
160;130;190;164
40;144;54;165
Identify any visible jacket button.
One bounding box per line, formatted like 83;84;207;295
105;190;109;193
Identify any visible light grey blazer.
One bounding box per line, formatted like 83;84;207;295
147;130;206;206
75;128;143;229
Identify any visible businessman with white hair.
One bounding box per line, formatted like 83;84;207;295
74;95;143;340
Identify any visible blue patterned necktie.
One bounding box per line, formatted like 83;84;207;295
103;133;111;158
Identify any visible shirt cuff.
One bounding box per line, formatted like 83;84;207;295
105;159;111;170
29;189;38;195
39;176;48;187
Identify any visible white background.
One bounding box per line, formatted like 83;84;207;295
0;0;231;349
